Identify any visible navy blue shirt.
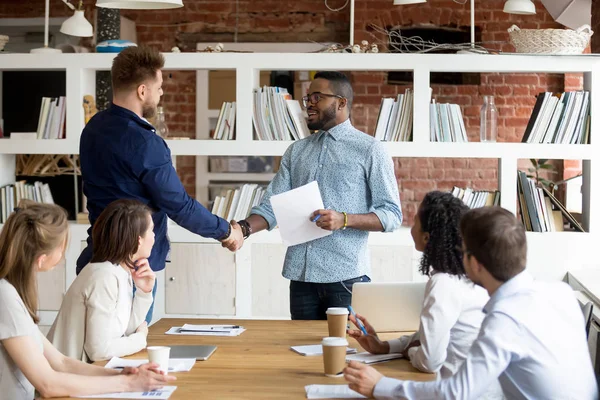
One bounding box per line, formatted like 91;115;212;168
77;104;229;273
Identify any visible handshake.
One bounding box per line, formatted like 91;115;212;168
220;220;245;252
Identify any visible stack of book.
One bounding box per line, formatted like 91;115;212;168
252;86;310;141
34;97;66;139
1;181;54;223
211;183;265;221
451;186;500;209
373;89;413;142
212;102;236;140
517;171;584;232
521;91;590;144
430;102;468;142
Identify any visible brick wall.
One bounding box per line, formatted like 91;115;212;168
1;0;586;225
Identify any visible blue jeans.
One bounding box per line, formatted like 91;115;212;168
289;275;371;320
133;279;158;325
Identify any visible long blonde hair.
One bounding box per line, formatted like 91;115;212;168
0;200;69;323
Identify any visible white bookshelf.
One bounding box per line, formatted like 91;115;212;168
0;52;598;324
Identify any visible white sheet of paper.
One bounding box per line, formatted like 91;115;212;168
290;344;357;356
75;386;177;399
345;352;403;364
305;384;366;399
104;357;196;372
165;326;246;336
269;181;332;247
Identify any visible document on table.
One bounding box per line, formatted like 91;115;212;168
269;181;332;247
305;385;366;399
290;344;357;356
105;357;196;372
346;352;404;364
75;386;177;399
165;324;246;336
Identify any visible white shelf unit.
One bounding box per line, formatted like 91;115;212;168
0;53;598;325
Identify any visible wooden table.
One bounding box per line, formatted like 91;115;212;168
59;318;434;399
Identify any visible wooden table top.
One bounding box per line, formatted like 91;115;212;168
54;318;434;399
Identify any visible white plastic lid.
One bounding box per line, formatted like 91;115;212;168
322;337;349;347
326;307;349;315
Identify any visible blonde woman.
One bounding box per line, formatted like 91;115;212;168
49;199;156;362
0;201;174;400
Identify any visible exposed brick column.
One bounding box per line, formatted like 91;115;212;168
593;0;600;53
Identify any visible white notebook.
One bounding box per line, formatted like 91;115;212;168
291;344;357;356
345;352;403;364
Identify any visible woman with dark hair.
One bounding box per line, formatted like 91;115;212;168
48;199;156;362
348;191;492;379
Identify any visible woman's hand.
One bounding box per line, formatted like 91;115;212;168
347;314;390;355
132;259;156;294
126;363;176;392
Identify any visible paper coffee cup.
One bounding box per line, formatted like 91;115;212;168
147;346;170;374
322;337;348;377
326;307;349;338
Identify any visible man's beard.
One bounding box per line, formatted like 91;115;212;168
142;101;157;119
307;102;337;131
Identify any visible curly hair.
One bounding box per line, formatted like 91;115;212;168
418;191;469;277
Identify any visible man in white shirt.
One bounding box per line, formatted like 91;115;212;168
344;206;598;400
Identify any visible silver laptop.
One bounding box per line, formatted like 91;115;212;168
169;345;217;361
351;282;427;332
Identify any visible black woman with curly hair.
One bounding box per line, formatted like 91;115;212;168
347;191;503;398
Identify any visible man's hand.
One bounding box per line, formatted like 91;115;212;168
344;361;383;398
132;259;156;294
347;313;390;355
310;209;346;231
221;221;244;252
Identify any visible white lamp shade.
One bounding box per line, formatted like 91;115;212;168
503;0;536;15
96;0;183;9
393;0;426;4
60;10;93;37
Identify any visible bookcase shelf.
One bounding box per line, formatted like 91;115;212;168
2;139;592;160
0;51;598;322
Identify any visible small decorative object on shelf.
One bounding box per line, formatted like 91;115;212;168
83;95;97;124
154;106;169;139
0;35;8;52
318;40;379;54
480;95;498;143
508;25;593;55
95;39;137;53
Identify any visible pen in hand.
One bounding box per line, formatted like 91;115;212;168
348;306;368;336
311;207;330;223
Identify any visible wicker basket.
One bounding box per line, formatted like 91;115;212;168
508;25;593;55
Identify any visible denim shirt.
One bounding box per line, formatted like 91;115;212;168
251;119;402;283
77;104;229;272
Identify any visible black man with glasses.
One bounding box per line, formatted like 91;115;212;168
236;71;402;320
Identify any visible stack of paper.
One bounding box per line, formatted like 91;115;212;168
345;352;403;364
75;386;177;399
290;344;357;356
165;324;246;336
305;385;366;399
105;357;196;372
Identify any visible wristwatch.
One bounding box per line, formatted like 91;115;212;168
238;219;252;239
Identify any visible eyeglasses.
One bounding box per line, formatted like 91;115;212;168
302;92;344;108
